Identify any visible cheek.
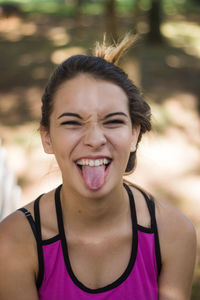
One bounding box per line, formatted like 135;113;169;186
107;129;132;152
51;129;82;159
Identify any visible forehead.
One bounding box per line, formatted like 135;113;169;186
52;74;129;116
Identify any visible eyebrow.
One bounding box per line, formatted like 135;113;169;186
57;111;128;120
104;112;128;119
57;113;82;120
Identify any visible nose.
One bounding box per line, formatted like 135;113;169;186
83;124;106;149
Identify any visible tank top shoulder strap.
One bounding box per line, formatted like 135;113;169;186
123;182;137;225
18;194;44;289
124;183;162;276
18;193;43;243
139;189;157;230
129;185;155;229
18;207;39;241
140;189;162;275
34;194;43;240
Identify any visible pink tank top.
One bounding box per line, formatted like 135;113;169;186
19;183;162;300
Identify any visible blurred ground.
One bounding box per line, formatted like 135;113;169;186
0;10;199;297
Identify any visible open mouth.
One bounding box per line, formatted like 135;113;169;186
76;158;112;170
75;158;112;190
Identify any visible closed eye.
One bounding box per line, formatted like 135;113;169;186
104;119;125;125
61;121;82;126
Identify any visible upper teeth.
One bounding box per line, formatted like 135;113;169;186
77;158;110;167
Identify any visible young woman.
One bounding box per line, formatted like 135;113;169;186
0;35;197;300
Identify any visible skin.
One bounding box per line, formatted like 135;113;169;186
0;74;197;299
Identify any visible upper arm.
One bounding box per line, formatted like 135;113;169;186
157;201;197;300
0;213;39;300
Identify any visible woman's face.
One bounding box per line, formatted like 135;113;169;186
41;74;140;198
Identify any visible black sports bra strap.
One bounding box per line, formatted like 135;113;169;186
135;188;156;230
123;183;138;226
18;208;39;241
34;195;43;240
19;199;45;289
146;195;157;230
136;189;162;275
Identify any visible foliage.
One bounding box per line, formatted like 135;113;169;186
0;0;199;16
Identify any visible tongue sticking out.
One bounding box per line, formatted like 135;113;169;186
82;165;106;190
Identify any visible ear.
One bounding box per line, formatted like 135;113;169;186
130;125;141;152
40;125;54;154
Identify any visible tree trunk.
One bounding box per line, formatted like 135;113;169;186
148;0;163;43
133;0;140;15
104;0;118;42
73;0;83;19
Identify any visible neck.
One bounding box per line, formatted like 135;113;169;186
60;182;130;232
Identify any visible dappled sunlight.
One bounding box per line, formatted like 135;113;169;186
20;22;37;36
161;21;200;58
1;28;22;41
0;16;21;32
184;45;200;58
163;94;200;144
164;93;198;121
165;54;184;68
131;127;199;185
0;17;38;41
24;86;42;118
46;26;70;46
0;93;18;114
51;47;86;64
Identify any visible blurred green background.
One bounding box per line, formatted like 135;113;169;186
0;0;199;297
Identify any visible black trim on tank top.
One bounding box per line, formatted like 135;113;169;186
33;196;45;288
18;208;39;243
134;187;162;276
18;196;44;290
34;197;42;240
137;224;153;233
148;195;162;276
42;234;60;245
55;183;138;294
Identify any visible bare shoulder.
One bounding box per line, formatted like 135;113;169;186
0;187;56;266
0;208;36;265
0;209;39;299
154;197;197;261
0;188;56;299
0;209;30;242
155;197;196;238
125;180;196;245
